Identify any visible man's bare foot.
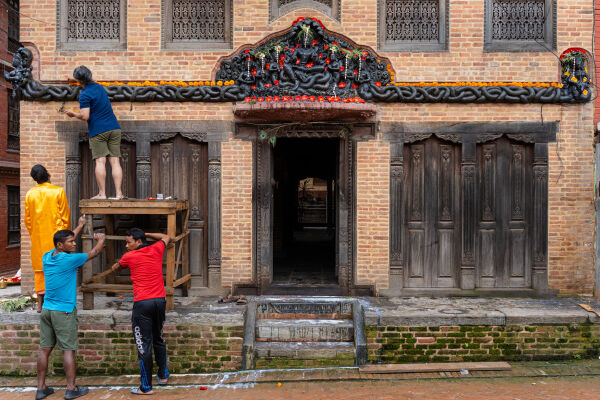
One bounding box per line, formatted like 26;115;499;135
90;194;107;200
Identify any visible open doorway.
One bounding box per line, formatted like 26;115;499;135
272;138;338;288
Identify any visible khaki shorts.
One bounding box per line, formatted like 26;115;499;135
39;308;79;351
89;129;121;159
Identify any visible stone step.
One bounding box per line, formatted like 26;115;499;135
255;318;354;342
254;341;355;359
256;301;353;316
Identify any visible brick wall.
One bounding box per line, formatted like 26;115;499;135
17;0;596;294
367;324;600;363
0;322;243;376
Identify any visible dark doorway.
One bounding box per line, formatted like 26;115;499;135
272;138;338;288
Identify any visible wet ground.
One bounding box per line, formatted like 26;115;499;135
2;360;600;400
1;376;599;399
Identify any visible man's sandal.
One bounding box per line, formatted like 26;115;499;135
156;374;168;386
130;387;154;395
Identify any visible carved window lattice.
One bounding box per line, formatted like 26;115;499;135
8;0;19;54
7;89;19;151
492;0;545;41
385;0;439;42
172;0;225;41
67;0;121;41
7;186;20;245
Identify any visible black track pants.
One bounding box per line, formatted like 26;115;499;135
131;297;169;392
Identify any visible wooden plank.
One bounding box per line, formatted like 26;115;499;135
359;362;511;374
80;199;185;208
166;213;176;311
173;274;191;288
79;207;178;215
83;265;119;285
81;283;174;295
172;230;190;243
82;214;94;310
81;234;126;241
579;303;600;318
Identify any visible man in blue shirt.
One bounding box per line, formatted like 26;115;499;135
66;66;123;200
36;215;105;400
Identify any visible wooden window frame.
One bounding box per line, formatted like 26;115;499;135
56;0;127;51
378;0;449;52
161;0;233;50
7;186;20;246
484;0;556;52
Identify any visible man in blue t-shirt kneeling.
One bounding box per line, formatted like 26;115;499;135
36;216;105;400
66;65;123;200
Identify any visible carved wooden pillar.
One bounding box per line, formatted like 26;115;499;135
64;133;81;228
207;141;222;289
532;142;549;292
389;141;404;289
460;141;476;289
135;132;151;199
337;137;354;292
255;139;273;293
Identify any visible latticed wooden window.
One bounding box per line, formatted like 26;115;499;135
162;0;232;49
7;186;20;246
7;0;19;55
7;89;19;151
57;0;127;50
269;0;340;22
484;0;555;51
378;0;448;51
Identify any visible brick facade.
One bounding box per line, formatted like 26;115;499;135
17;0;596;295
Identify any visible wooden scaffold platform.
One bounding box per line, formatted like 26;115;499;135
79;199;190;310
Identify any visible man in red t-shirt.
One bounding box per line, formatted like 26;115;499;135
111;228;170;395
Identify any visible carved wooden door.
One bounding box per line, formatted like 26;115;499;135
476;137;533;288
151;136;208;288
403;137;460;288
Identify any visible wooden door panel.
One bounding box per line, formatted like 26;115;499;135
404;138;459;288
476;138;532;288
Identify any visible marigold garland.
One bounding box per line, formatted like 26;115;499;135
67;80;563;89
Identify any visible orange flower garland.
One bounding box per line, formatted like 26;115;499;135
66;80;562;89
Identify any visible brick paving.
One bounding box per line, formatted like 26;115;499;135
1;376;600;400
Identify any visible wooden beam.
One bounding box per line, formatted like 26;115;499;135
173;274;191;288
83;266;118;285
359;362;512;374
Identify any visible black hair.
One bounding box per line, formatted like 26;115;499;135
53;229;75;246
126;228;147;244
73;65;93;85
30;164;49;184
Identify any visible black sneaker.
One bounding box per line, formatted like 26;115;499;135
63;386;89;400
35;387;54;400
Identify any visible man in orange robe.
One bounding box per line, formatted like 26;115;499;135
24;165;71;312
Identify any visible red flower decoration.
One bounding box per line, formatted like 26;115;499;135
244;97;251;102
352;83;358;89
362;51;368;56
333;41;339;45
301;95;309;101
306;62;314;68
251;85;256;90
325;58;331;64
273;96;280;101
266;96;272;102
265;84;271;88
339;82;346;88
274;80;279;86
340;66;345;72
280;55;286;60
312;40;318;46
266;63;270;69
258;97;264;102
309;96;316;101
251;69;257;76
324;44;328;50
244;49;251;54
251;96;257;101
318;54;323;59
295;95;302;101
318;96;325;102
292;17;305;25
375;82;382;87
296;59;300;64
353;70;358;75
324;67;328;71
246;57;251;61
